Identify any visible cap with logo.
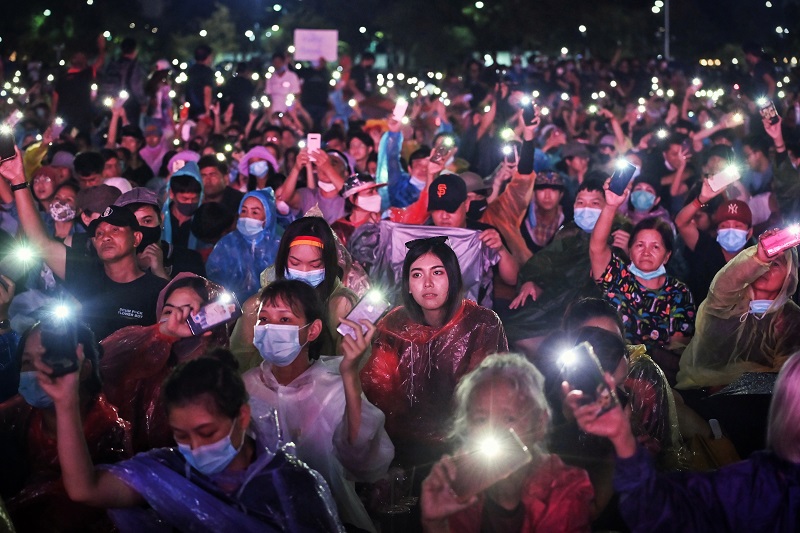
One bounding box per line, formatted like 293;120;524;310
88;205;142;237
428;174;467;213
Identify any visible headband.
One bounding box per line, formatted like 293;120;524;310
289;236;324;249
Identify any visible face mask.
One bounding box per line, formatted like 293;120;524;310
49;201;76;222
317;180;337;193
18;371;54;409
137;225;162;253
630;190;656;212
574;207;602;232
177;418;245;476
249;161;269;178
253;323;310;367
467;198;488;221
355;194;382;213
596;153;611;165
237;216;264;237
285;267;325;288
409;176;426;191
749;299;774;315
174;200;199;217
628;263;667;280
716;228;748;253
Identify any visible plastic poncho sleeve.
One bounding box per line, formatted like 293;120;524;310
377;131;419;208
704;246;769;316
331;394;395;483
206;233;279;302
388;187;429;226
480;170;535;265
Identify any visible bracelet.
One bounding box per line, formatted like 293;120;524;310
693;197;707;209
10;182;28;191
775;144;786;151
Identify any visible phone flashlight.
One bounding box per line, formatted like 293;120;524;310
0;124;11;136
441;136;454;148
692;78;701;86
705;120;714;129
348;98;357;108
366;289;385;303
588;104;598;114
476;434;502;459
520;95;531;106
656;129;668;139
540;107;550;116
53;303;71;320
756;97;768;107
215;152;226;162
732;112;743;123
103;97;114;107
251;100;260;110
219;292;233;304
500;128;514;141
119;90;129;100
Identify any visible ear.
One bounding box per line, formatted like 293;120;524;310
168;189;175;201
747;228;754;241
132;230;143;248
307;318;323;343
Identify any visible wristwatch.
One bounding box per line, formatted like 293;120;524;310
10;182;28;191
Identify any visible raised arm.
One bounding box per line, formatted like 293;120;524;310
275;148;310;209
0;150;67;279
36;350;143;508
590;179;628;279
674;178;719;251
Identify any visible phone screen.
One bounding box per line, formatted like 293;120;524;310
761;225;800;258
608;160;637;195
560;342;618;414
187;294;243;336
450;428;532;501
336;290;391;339
0;131;15;162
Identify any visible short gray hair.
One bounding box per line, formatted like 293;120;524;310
767;352;800;462
450;353;551;445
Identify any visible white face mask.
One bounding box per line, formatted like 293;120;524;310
317;180;337;193
253;323;310;366
355;194;382;213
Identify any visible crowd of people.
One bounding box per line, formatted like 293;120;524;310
0;32;799;532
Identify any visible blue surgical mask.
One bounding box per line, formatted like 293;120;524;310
178;418;245;476
18;371;54;409
749;299;774;316
574;207;602;232
630;190;656;212
628;263;667;280
285;267;325;288
716;228;748;253
253;323;310;367
237;216;264;237
249;161;269;177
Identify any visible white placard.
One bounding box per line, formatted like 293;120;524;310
293;29;338;62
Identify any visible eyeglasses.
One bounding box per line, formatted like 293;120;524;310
33;176;52;184
405;236;448;250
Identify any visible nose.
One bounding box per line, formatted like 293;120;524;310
423;274;434;288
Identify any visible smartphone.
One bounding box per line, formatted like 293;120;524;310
560;342;618;415
761;225;800;258
187;294;243;336
449;428;533;501
336;290;392;340
0;130;15;162
392;99;408;122
502;144;518;165
40;317;79;377
608;160;638;195
430;138;453;164
758;98;779;125
307;133;321;162
522;102;538;125
51;117;65;139
707;165;741;192
0;248;36;288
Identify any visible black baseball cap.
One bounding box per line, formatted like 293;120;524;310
428;174;467;213
88;205;141;237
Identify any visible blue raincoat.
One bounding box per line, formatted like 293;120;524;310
206;189;281;301
161;161;204;250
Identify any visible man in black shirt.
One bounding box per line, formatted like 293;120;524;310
198;155;243;216
185;45;214;120
118;125;155;187
52;36;106;136
348;52;376;100
0;151;167;339
299;60;330;131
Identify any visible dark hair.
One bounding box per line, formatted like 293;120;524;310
54;179;80;197
162;349;246;418
271;51;287;61
257;279;325;360
322;125;347;145
191;202;236;243
274;217;340;301
197;154;228;175
100;148;119;163
120;37;137;55
170;173;202;194
124;202;162;222
742;134;771;157
161;276;211;313
573;326;628;373
73;151;105;176
576;176;605;195
348;131;374;151
409;147;431;165
194;44;213;62
629;217;673;253
562;297;625;337
361;52;376;62
19;321;104;397
401;237;463;326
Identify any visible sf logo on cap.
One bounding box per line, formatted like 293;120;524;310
728;204;738;215
103;207;113;217
437;184;447;198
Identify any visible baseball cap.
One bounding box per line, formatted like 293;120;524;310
562;142;591;159
341;174;387;199
714;199;752;227
144;123;163;137
88;205;141;237
428;174;467;213
115;187;160;208
534;171;565;189
459;171;489;195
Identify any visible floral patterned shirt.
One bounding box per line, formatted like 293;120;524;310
596;252;695;346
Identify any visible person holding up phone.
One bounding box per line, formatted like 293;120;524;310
0;321;131;532
275;146;348;224
566;352;800;532
421;353;594;533
99;273;231;451
243;279;393;532
677;230;800;390
590;179;695;383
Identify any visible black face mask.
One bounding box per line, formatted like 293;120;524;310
467;199;488;221
596;153;612;165
174;200;199;217
137;226;162;253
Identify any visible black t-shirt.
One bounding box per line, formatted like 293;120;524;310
185;63;214;118
169;211;193;249
299;67;329;107
123;157;155;187
684;231;726;304
349;65;374;96
222;76;255;126
63;247;168;340
54;68;95;133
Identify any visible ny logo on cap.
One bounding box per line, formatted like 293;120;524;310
103;207;113;217
437;184;447;198
728;204;738;215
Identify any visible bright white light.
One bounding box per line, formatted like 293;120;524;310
475;1;484;7
776;26;783;34
53;304;70;319
652;6;661;13
359;27;367;34
657;129;668;139
273;3;282;10
561;47;568;55
43;9;51;16
477;435;500;458
561;92;569;101
271;24;279;31
199;29;207;37
578;25;587;33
